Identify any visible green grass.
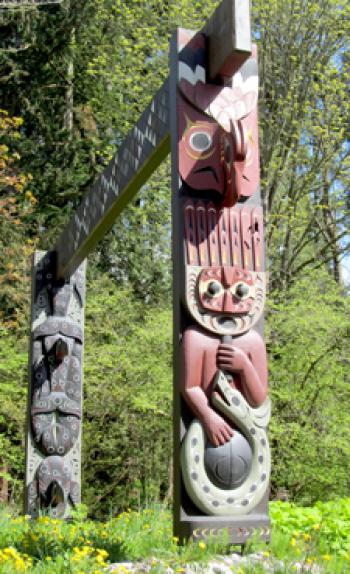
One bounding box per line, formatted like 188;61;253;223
0;499;350;572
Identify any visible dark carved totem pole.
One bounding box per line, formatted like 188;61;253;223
170;8;271;543
25;252;86;518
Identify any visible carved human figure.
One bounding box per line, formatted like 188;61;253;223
179;202;270;511
181;325;268;447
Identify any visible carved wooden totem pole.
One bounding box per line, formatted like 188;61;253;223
24;0;270;537
26;252;86;517
171;2;271;543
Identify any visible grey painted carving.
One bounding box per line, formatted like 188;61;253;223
25;251;86;518
181;371;271;516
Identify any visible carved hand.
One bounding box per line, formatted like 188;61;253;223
217;343;248;373
202;407;234;447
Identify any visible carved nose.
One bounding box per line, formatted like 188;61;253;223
55;339;69;362
223;291;233;313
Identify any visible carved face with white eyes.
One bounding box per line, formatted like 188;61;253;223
185;264;265;336
198;266;255;315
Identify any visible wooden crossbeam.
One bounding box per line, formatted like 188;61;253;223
55;81;170;278
54;0;252;280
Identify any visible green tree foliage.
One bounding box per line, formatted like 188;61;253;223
254;0;350;287
83;274;172;515
267;269;350;503
0;110;35;330
0;327;27;500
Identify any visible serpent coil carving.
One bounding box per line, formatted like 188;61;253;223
181;370;271;516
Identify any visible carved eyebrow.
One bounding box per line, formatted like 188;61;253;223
193;166;219;183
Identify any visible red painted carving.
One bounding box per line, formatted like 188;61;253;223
252;207;264;272
178;97;226;197
198;266;254;315
177;31;260;205
180;327;268;447
218;208;231;266
229;207;242;267
184;201;198;265
183;199;265;273
181;199;267;447
241;205;253;270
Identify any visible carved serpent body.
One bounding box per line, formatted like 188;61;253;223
181;368;270;516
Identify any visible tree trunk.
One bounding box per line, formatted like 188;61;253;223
64;30;75;134
0;466;9;503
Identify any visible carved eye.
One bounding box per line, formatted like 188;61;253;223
189;131;212;153
233;282;250;299
207;280;223;297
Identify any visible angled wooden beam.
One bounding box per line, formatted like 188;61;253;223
55;81;170;279
54;0;252;280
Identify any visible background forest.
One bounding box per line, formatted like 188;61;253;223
0;0;350;518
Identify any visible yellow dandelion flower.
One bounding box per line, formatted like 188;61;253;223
15;558;26;571
198;541;206;550
322;554;331;561
291;537;297;547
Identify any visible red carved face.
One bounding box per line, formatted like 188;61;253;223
178;98;240;206
198;266;254;315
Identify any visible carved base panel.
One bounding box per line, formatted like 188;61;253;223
176;510;270;545
25;251;86;518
